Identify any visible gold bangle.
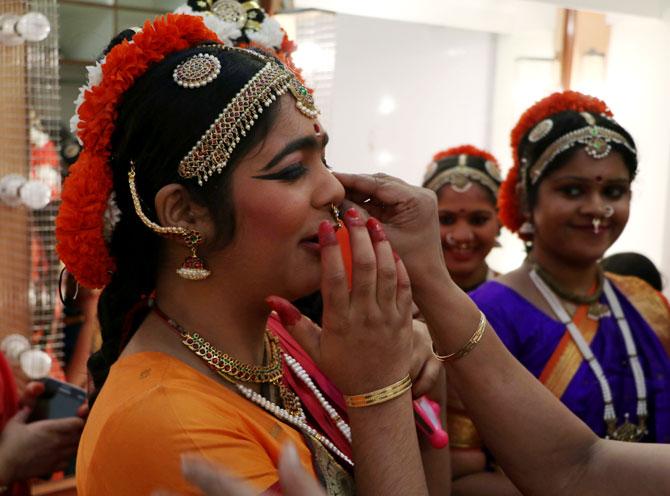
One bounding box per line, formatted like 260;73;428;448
343;374;412;408
432;311;487;362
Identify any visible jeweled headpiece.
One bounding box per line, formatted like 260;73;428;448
523;111;636;187
423;145;502;199
175;0;306;84
177;48;318;185
498;91;638;238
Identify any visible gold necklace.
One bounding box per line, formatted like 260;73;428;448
533;264;610;320
152;303;304;417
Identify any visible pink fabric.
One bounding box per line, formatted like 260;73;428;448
267;315;352;462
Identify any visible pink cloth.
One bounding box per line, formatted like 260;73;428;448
268;315;353;463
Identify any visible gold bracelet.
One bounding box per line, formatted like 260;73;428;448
343;374;412;408
432;311;487;362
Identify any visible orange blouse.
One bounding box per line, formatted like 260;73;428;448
76;352;316;495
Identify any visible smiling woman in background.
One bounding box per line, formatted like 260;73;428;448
422;145;502;293
456;91;670;494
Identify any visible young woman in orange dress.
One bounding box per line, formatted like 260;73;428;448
57;12;449;495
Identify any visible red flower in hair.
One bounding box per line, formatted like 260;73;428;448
432;144;499;167
56;14;220;289
499;91;612;237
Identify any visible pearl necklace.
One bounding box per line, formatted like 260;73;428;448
530;269;648;441
284;353;352;442
236;382;354;467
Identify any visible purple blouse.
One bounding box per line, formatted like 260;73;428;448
470;280;670;442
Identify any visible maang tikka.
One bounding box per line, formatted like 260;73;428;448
128;166;211;281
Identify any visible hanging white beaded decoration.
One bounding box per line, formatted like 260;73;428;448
284;353;352;442
173;53;222;89
236;382;354;467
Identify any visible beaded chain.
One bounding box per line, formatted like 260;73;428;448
236;383;354;468
284;353;352;442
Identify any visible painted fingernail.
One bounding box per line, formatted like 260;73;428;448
344;207;365;227
265;296;302;326
366;217;387;242
393;250;400;262
318;220;338;246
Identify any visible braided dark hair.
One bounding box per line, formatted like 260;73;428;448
88;34;280;403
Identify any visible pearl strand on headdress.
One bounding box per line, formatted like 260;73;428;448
236;382;354;467
283;353;352;442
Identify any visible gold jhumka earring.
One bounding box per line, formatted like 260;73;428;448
128;166;211;280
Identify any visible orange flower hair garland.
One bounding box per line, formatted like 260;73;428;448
56;14;220;289
432;144;499;167
498;91;612;236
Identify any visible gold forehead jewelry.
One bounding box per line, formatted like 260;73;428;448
174;53;222;89
425;165;499;197
526;112;636;186
178;50;319;186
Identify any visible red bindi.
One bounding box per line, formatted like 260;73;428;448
595;176;603;182
314;123;321;135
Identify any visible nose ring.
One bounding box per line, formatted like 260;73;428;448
445;233;457;246
330;203;342;230
602;205;614;218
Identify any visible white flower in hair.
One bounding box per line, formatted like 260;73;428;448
86;60;103;87
70;57;105;141
246;16;284;49
103;192;121;243
175;5;241;45
201;12;242;45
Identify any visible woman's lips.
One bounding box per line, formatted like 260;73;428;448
444;244;478;262
571;223;611;234
299;233;321;252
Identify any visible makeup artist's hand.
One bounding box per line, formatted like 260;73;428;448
335;172;446;282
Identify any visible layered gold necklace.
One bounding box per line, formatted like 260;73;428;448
152;302;303;417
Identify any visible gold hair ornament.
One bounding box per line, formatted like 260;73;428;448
128;166;211;280
173;52;221;88
425;156;500;197
526;112;636;186
178;49;319;186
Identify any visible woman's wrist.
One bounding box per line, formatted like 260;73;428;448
411;265;459;306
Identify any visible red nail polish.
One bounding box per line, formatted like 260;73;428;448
265;296;302;326
344;207;364;227
366;217;387;242
318;220;338;246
